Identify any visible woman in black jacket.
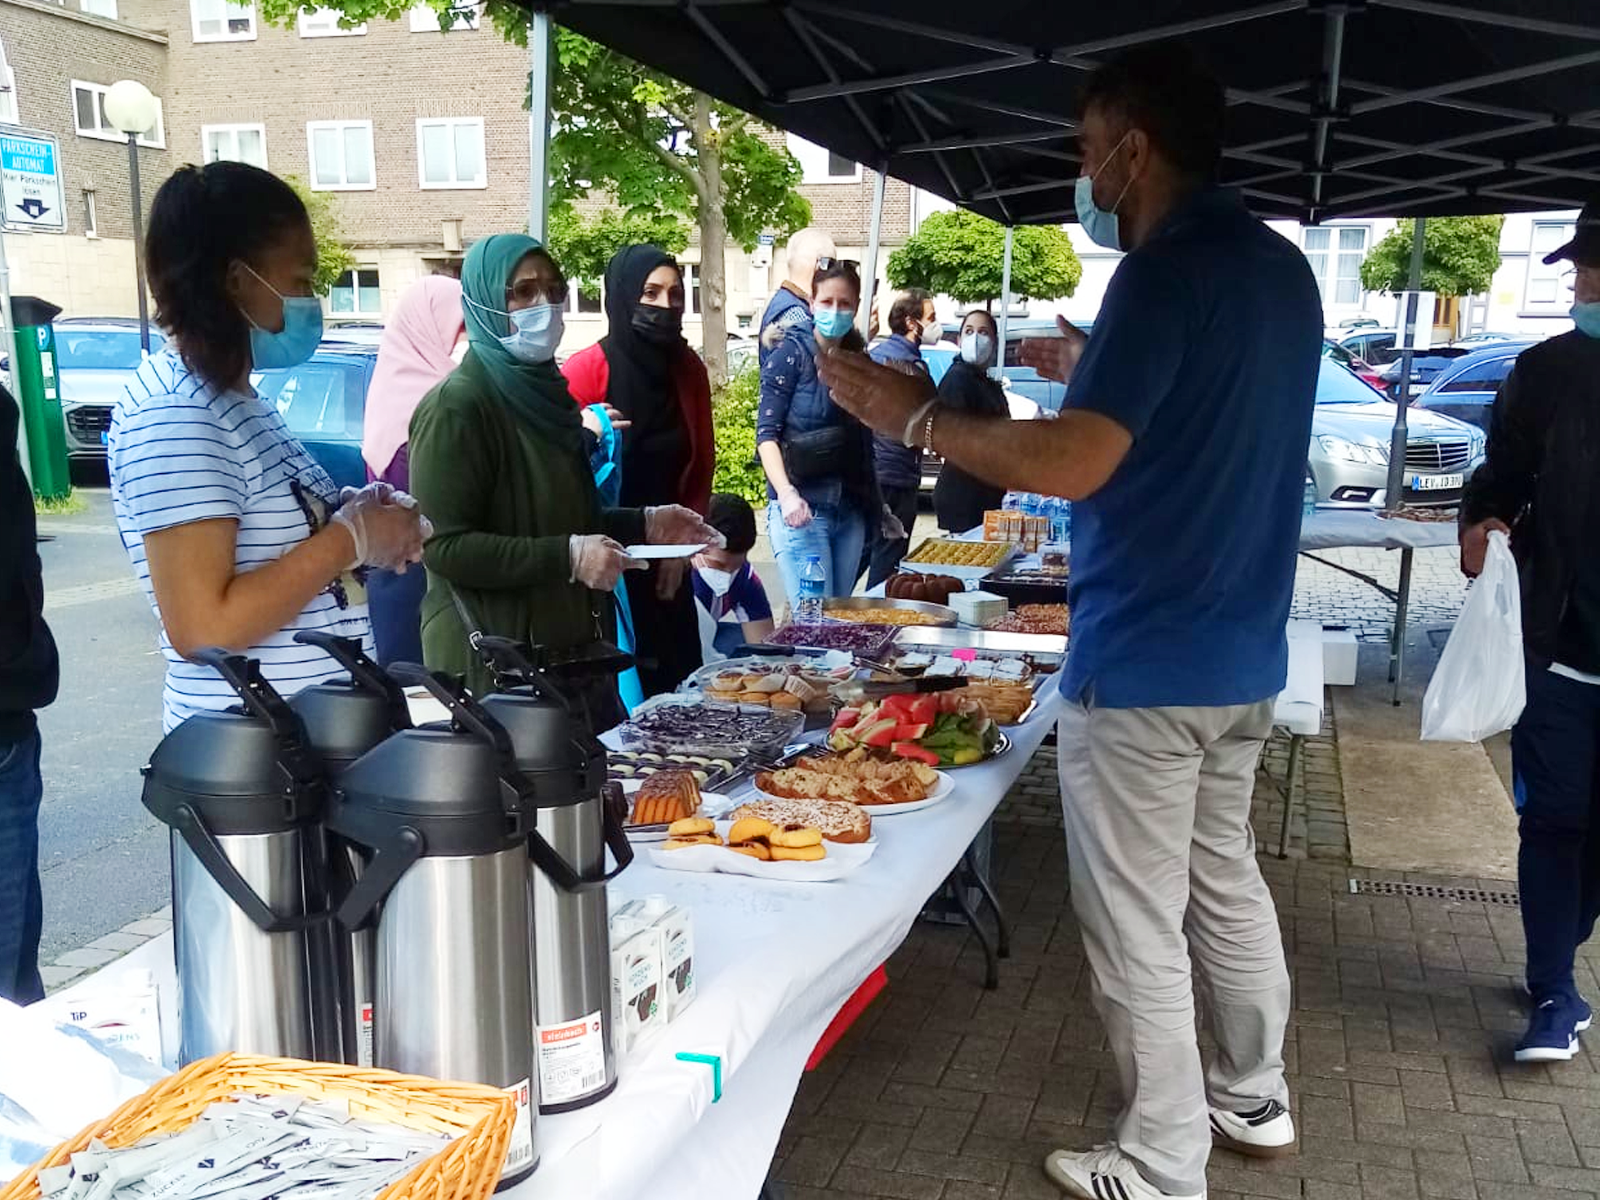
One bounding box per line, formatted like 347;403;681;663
933;309;1010;533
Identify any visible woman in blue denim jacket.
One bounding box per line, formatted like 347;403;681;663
756;262;878;610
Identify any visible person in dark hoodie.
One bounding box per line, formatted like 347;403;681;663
562;244;715;696
862;288;936;587
1;381;60;1004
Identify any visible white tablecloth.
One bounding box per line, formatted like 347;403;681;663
56;680;1065;1200
1299;509;1458;553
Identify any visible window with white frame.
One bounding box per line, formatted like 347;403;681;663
191;0;256;40
568;280;602;314
299;7;365;35
72;81;165;147
80;0;118;19
307;121;375;190
202;123;267;168
0;38;16;125
785;133;860;184
416;118;485;189
83;188;98;237
1301;225;1368;307
330;267;382;315
1525;221;1578;311
409;2;478;30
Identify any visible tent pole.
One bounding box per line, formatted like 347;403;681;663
994;226;1013;383
1384;217;1427;509
859;160;886;340
527;9;553;243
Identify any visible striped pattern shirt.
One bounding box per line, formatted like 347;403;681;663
109;349;371;732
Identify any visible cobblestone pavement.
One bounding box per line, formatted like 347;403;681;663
1291;546;1467;644
766;738;1593;1200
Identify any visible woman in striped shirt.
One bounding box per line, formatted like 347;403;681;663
108;162;430;731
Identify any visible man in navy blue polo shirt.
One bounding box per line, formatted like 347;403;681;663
821;45;1322;1200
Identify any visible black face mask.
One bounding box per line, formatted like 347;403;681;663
631;303;683;345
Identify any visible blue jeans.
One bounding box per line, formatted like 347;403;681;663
767;500;868;613
1512;660;1600;1001
0;725;44;1004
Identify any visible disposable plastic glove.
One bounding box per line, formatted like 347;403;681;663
570;534;643;591
644;504;726;549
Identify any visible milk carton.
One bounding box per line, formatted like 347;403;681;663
609;904;664;1054
637;896;695;1022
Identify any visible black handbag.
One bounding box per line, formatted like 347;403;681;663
781;425;853;484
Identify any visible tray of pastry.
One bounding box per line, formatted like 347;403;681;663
614;694;807;759
607;748;746;791
681;656;851;719
900;537;1019;580
893;626;1067;669
619;769;745;840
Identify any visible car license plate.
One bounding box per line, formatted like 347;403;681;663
1409;473;1463;491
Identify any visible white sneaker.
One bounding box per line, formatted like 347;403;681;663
1208;1099;1296;1158
1042;1145;1205;1200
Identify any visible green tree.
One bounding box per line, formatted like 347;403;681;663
285;176;355;297
544;202;690;286
1359;216;1504;297
709;364;765;504
543;29;810;384
886;210;1081;306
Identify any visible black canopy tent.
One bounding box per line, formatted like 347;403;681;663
528;0;1599;227
516;0;1597;681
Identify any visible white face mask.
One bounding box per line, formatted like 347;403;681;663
698;566;735;597
960;331;995;366
918;318;943;346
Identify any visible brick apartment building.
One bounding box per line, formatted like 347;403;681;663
0;0;166;316
0;0;916;353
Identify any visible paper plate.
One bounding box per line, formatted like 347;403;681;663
753;767;954;816
646;821;876;882
619;781;738;842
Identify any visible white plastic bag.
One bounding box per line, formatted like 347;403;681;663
1421;529;1526;741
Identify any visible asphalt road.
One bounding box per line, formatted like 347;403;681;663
34;480;169;965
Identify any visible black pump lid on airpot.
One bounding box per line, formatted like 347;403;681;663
287;632;412;774
329;665;529;858
141;650;324;837
473;637;608;808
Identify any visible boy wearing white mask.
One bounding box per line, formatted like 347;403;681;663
692;493;775;660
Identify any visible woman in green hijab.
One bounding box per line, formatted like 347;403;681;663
408;234;718;721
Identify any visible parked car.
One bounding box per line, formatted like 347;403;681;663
1310;358;1485;509
321;321;386;347
1337;327;1402;366
253;340;378;490
1321;339;1387;392
1411;341;1535;432
1451;331;1519;348
1373;346;1473;400
55;318;167;460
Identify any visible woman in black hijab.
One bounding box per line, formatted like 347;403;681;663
562;245;715;696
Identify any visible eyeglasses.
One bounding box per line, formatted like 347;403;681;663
506;277;570;307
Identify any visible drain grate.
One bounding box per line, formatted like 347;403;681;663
1349;878;1520;906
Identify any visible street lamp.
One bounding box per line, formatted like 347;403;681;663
103;79;159;354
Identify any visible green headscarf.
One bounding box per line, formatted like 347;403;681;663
460;233;583;455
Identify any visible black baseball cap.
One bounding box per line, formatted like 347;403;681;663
1543;195;1600;267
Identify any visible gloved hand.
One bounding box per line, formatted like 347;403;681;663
880;505;907;540
644;504;726;548
570;534;643;591
332;486;428;572
778;489;813;529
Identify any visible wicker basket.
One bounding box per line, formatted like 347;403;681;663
0;1053;516;1200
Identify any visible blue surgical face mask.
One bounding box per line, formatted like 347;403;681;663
465;294;565;363
1074;131;1134;252
242;264;322;371
813;306;855;340
1572;301;1600;340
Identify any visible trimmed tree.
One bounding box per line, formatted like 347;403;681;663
544;203;691;284
887;210;1081;307
1359;216;1504;297
544;29;810;384
285;176;355;297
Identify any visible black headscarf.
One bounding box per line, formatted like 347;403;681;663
600;244;689;507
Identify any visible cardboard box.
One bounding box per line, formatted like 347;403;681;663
1322;626;1358;686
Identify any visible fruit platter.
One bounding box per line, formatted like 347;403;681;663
827;691;1006;767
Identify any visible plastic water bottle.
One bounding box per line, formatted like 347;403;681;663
1303;474;1318;519
1020;492;1044;519
1001;492;1021;512
1047;497;1072;544
798;554;826;622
